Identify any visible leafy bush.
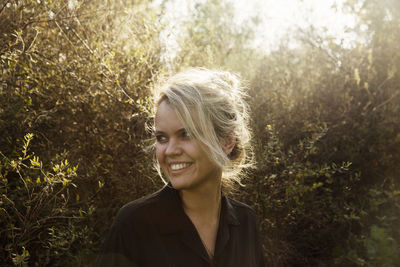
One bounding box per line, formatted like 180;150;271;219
1;0;164;264
0;134;93;266
245;1;400;263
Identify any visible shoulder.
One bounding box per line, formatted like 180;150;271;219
227;197;257;215
97;189;170;267
113;187;166;226
225;196;258;225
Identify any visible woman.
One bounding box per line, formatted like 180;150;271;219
96;68;265;267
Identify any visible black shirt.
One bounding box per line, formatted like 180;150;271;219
96;185;265;267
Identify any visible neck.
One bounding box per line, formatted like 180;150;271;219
179;181;222;220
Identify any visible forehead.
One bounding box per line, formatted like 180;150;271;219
155;101;184;132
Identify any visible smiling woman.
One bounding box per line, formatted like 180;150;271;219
96;68;264;267
155;101;222;192
153;68;253;190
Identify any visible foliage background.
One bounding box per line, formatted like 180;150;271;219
0;0;399;266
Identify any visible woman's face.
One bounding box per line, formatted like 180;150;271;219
155;100;221;192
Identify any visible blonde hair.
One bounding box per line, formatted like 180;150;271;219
153;68;253;189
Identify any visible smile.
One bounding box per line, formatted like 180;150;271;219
170;162;192;171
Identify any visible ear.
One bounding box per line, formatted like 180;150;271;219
222;135;236;156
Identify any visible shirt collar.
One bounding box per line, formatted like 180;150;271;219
156;184;240;235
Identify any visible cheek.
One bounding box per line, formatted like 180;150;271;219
183;143;199;159
155;145;164;163
188;143;210;164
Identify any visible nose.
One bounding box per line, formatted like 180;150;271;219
165;138;182;156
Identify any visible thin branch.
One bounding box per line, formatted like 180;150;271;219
21;7;126;29
70;27;94;56
36;215;84;224
0;0;10;15
374;90;400;110
2;194;24;224
55;20;76;49
22;13;96;30
26;27;39;53
16;169;31;200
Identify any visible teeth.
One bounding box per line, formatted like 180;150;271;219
170;163;191;171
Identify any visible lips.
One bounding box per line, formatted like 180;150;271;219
169;162;192;171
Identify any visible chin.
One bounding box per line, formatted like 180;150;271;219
169;176;216;193
168;177;192;191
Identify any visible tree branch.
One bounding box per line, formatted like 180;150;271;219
0;0;10;15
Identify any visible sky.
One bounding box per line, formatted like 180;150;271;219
234;0;357;50
154;0;359;59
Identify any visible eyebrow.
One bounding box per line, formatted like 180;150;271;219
154;128;187;135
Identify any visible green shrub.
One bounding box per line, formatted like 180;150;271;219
246;4;400;262
0;134;93;266
1;0;164;264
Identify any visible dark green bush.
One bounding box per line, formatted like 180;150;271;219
1;0;164;265
245;2;400;263
0;133;93;266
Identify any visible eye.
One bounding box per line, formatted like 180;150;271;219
155;135;167;143
181;130;191;139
